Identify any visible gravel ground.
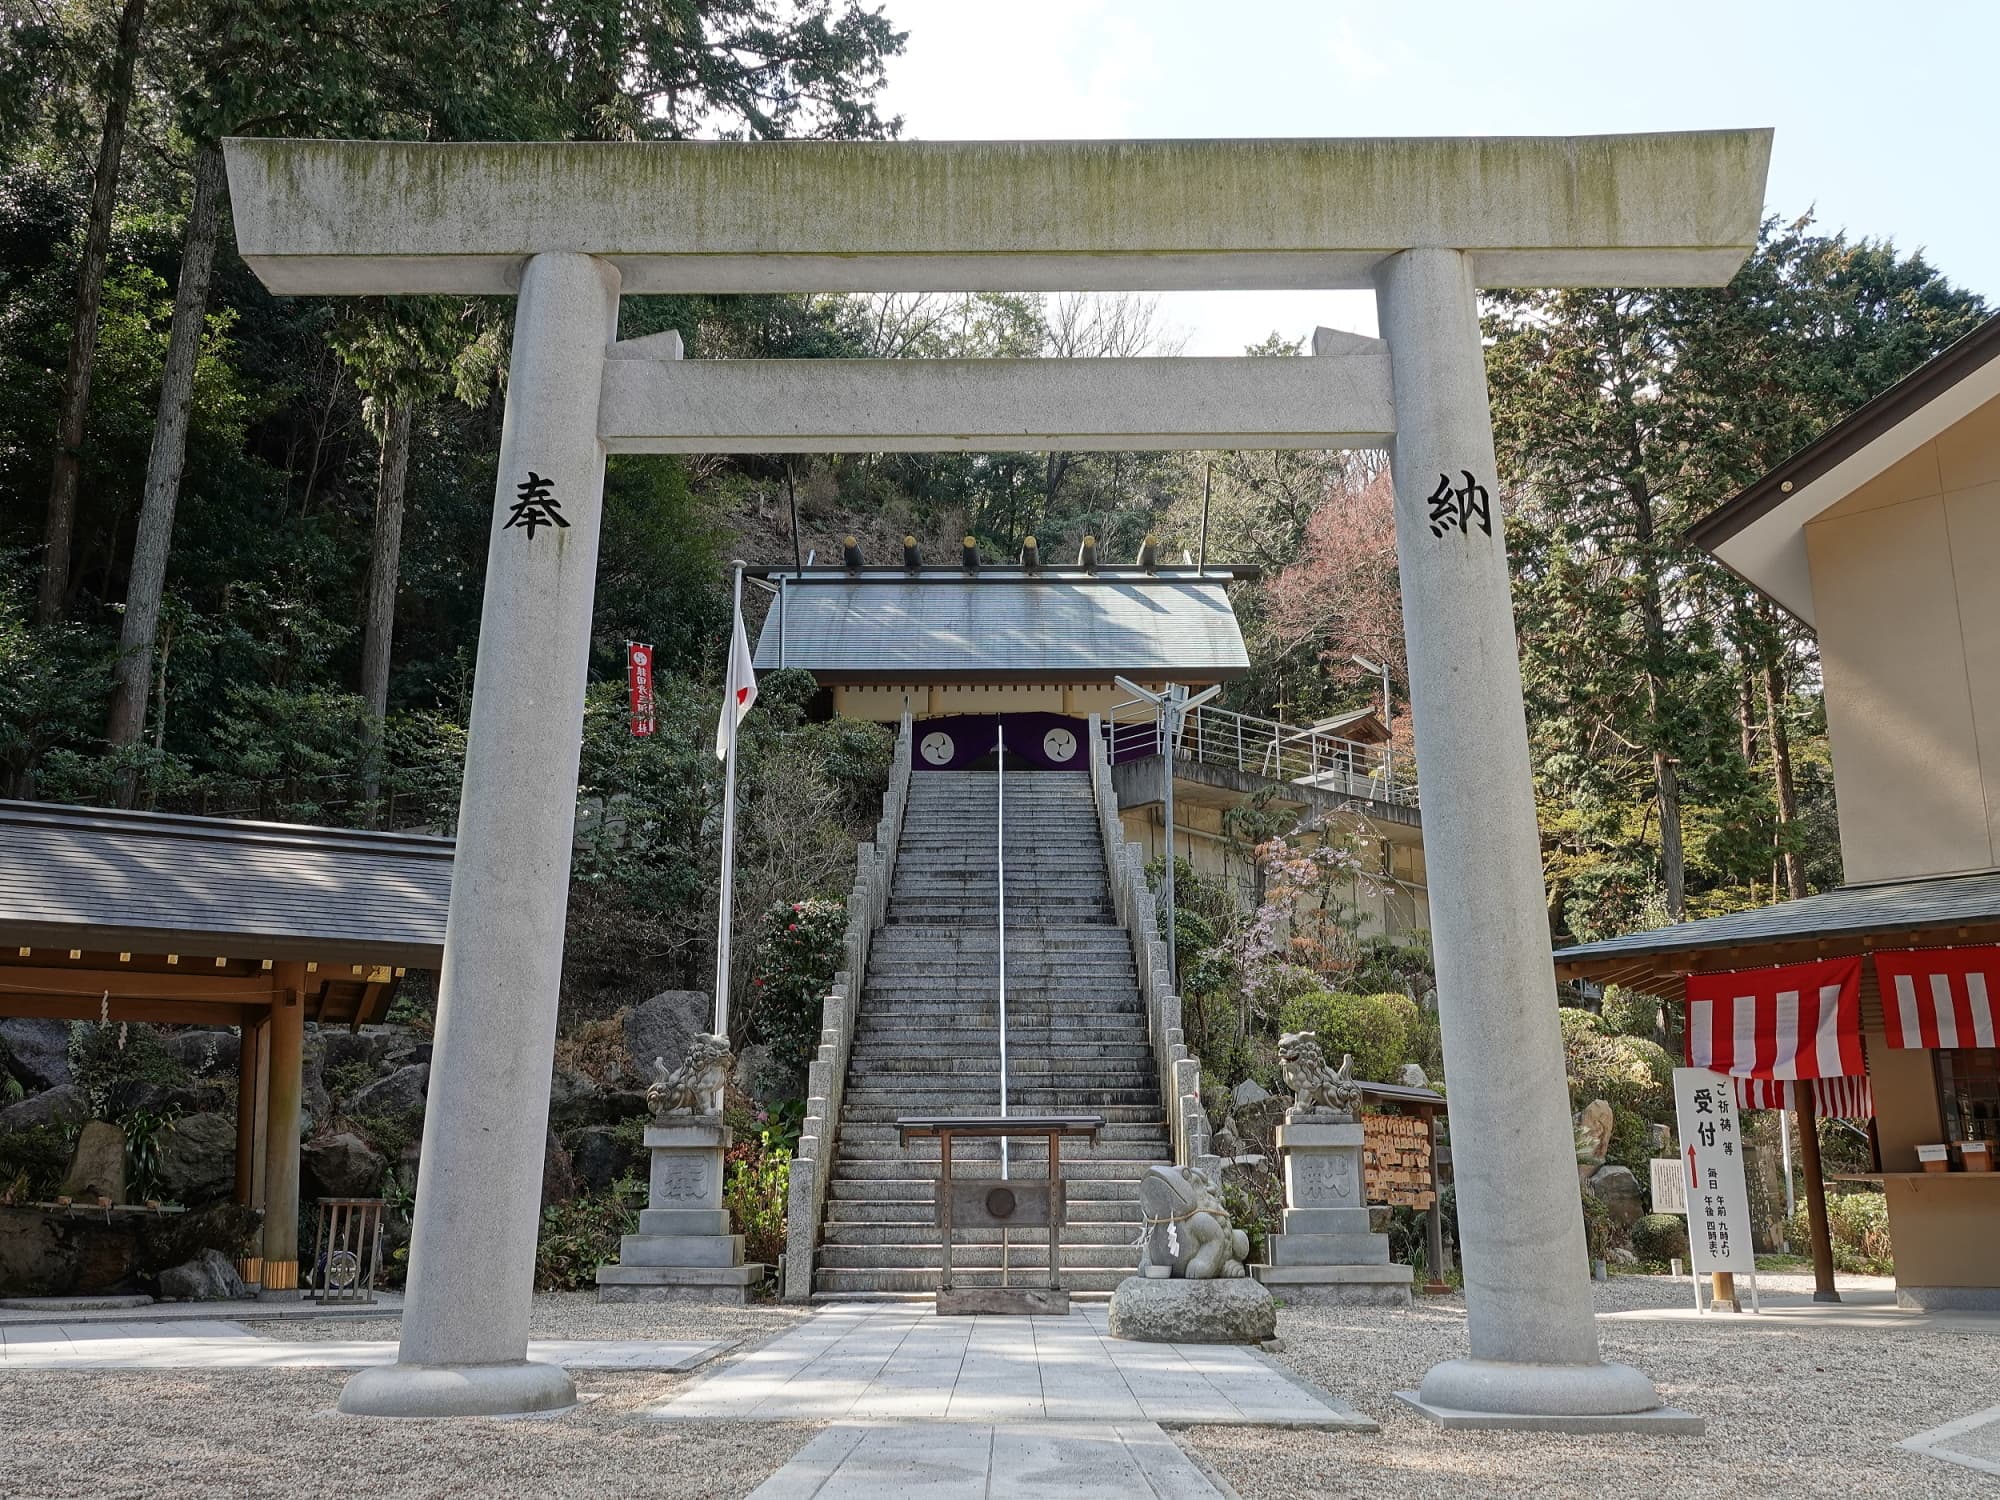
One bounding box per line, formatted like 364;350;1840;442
3;1282;1990;1497
0;1295;815;1500
1185;1271;1996;1500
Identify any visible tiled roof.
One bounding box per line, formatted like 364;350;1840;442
0;801;453;967
753;577;1250;682
1555;869;2000;966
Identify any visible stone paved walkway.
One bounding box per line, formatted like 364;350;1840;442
0;1318;724;1372
748;1421;1232;1499
653;1303;1370;1428
1902;1406;2000;1479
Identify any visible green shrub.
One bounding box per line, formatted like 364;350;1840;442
67;1022;189;1117
1786;1190;1893;1274
1559;1008;1670;1119
1579;1188;1611;1263
0;1122;77;1202
1599;986;1661;1037
1277;990;1418;1084
534;1177;646;1290
723;1129;790;1267
1631;1212;1689;1263
1349;933;1434;997
751;897;848;1077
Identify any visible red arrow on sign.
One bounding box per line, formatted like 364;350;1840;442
1685;1142;1698;1194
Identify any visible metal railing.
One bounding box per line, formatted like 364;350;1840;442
994;723;1010;1180
1102;699;1417;809
1087;716;1217;1174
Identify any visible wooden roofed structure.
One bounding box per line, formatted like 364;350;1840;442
0;800;452;1295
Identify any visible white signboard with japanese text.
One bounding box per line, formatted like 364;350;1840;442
1671;1067;1756;1275
1649;1157;1687;1216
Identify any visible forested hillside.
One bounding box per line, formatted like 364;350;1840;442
1;0;1989;1009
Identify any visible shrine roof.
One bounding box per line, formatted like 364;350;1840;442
751;571;1250;684
0;801;453;968
1552;868;2000;986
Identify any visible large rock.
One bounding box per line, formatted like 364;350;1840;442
0;1083;89;1132
542;1127;576;1207
59;1120;127;1202
623;991;712;1085
155;1112;237;1204
1230;1079;1271;1110
0;1019;73;1091
1585;1164;1646;1231
318;1027;401;1075
158;1247;245;1301
569;1124;640;1194
548;1067;617;1127
0;1204;144;1295
347;1063;429;1119
1107;1275;1277;1345
301;1132;387;1200
1574;1098;1615;1173
139;1201;262;1275
300;1034;332;1135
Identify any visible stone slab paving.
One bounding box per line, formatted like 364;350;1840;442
0;1318;724;1372
0;1293;404;1325
746;1421;1234;1500
1902;1406;2000;1478
652;1303;1370;1428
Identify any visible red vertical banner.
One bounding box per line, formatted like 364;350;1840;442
627;641;655;736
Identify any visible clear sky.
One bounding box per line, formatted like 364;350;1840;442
875;0;2000;354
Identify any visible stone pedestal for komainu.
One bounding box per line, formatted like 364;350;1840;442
1108;1162;1277;1344
596;1035;766;1304
1251;1033;1412;1306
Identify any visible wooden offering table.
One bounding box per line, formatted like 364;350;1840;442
897;1114;1101;1316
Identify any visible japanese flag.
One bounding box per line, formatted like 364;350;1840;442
715;604;758;759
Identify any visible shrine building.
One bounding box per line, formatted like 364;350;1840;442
1557;313;2000;1310
750;537;1428;936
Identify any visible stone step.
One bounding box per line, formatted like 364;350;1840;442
815;1242;1140;1271
826;1176;1145;1202
834;1121;1168;1145
824;1196;1144;1225
833;1139;1169;1164
833;1158;1165;1178
820;1222;1142;1247
836;1102;1166;1125
811;1267;1136;1295
826;1158;1161;1182
838;1091;1163;1110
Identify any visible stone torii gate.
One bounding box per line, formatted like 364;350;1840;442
222;132;1770;1423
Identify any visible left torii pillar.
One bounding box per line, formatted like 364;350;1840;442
340;253;619;1417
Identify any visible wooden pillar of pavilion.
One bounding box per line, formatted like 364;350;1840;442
1793;1089;1840;1302
234;1010;267;1287
261;967;306;1296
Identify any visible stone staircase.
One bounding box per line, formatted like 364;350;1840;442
812;768;1172;1299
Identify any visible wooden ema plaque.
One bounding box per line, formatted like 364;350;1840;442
1363;1112;1435;1210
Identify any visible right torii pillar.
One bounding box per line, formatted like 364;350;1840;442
1378;250;1696;1430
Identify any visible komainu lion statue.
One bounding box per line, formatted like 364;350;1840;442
1135;1163;1250;1280
1277;1031;1362;1119
647;1033;733;1117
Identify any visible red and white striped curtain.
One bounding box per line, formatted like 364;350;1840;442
1874;947;2000;1050
1685;956;1865;1080
1731;1075;1874;1120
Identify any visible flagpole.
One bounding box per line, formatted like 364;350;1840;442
715;560;745;1041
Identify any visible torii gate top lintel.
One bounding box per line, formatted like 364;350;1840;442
223;129;1772;298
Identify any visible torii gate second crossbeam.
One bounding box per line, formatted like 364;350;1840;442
218;131;1771;1426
